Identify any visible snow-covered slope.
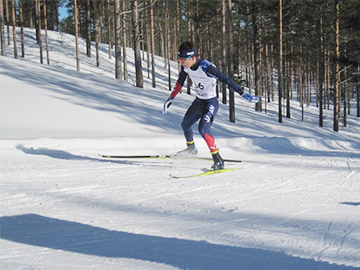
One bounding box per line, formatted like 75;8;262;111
1;27;359;270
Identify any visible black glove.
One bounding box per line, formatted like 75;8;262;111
163;97;174;114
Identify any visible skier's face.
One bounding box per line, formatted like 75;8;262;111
179;56;195;68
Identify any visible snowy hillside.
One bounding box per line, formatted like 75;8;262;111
1;27;360;270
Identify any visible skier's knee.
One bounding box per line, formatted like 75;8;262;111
198;124;206;138
181;120;188;132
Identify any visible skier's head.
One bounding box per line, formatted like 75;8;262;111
178;41;196;60
178;41;197;68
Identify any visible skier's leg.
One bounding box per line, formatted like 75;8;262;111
198;98;219;153
181;98;202;143
198;98;224;169
174;99;202;157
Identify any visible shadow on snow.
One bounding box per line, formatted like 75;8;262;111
15;144;134;165
1;214;357;270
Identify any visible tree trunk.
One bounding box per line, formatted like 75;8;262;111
278;0;283;123
186;0;192;95
132;0;143;88
306;61;310;107
221;0;227;104
107;0;112;59
43;0;50;65
286;44;292;118
35;0;43;64
325;49;330;110
194;0;200;55
74;0;79;71
175;0;180;72
265;43;271;106
0;0;6;56
144;4;150;78
121;0;128;81
86;0;91;57
94;0;100;67
258;25;263;113
343;41;347;126
114;0;122;79
5;0;10;45
165;0;171;91
244;28;249;89
286;57;291;118
290;44;293;101
334;0;340;132
299;46;304;121
19;0;24;57
11;0;17;58
227;0;235;123
357;65;360;117
149;0;156;88
318;11;324;127
252;0;260;112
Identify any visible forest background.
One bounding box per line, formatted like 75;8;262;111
1;0;359;131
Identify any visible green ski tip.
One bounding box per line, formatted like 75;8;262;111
169;168;240;179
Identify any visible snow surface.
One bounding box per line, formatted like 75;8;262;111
1;27;360;270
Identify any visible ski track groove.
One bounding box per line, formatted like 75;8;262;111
334;210;360;259
316;162;358;262
316;209;335;262
322;171;355;203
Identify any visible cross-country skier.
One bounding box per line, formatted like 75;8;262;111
163;41;259;170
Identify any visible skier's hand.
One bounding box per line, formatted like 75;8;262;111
163;97;174;114
242;93;259;103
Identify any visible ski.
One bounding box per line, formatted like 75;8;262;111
99;154;242;163
99;154;171;159
169;168;240;179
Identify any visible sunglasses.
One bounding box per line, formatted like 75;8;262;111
178;55;192;63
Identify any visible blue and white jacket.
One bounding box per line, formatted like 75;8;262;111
171;58;243;100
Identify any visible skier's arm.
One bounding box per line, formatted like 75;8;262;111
170;67;188;98
206;65;243;94
206;65;259;103
163;67;188;114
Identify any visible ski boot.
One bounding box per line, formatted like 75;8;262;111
211;150;224;170
174;141;198;158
